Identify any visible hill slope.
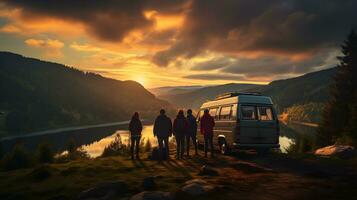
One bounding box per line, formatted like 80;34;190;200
256;67;337;112
0;52;172;133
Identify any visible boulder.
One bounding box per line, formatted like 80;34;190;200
198;165;219;176
184;179;207;185
77;181;128;200
315;145;356;159
130;191;173;200
181;180;215;196
142;176;156;190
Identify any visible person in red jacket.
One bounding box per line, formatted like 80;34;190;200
200;109;215;158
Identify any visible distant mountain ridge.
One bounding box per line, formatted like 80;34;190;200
158;67;337;118
0;52;172;133
159;83;262;109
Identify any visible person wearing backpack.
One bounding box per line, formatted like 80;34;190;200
186;109;198;156
173;110;188;159
153;109;172;161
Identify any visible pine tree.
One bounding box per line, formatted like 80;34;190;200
318;30;357;147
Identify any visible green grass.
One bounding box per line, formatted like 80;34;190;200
0;155;195;200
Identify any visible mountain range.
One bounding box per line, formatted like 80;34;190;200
153;67;337;122
0;52;173;134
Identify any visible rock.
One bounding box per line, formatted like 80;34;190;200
77;181;128;200
198;165;219;176
130;191;173;200
184;179;207;185
315;145;356;159
142;176;156;190
181;183;214;196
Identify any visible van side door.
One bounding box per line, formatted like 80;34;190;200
257;106;278;144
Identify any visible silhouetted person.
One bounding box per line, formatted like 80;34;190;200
173;110;187;159
129;112;143;159
200;109;215;158
186;109;198;156
153;109;172;161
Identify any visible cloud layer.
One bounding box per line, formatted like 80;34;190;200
1;0;357;85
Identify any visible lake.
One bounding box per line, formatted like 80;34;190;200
0;123;316;158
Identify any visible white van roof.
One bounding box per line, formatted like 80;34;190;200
200;94;273;109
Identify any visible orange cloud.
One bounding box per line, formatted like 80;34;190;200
25;38;64;58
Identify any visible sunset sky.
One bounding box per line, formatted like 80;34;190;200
0;0;356;88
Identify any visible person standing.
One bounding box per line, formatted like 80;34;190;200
129;112;143;159
200;109;215;158
153;109;172;161
173;110;188;159
186;109;198;156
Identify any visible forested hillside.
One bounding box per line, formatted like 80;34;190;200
0;52;172;134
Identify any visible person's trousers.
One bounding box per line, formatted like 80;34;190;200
175;136;185;159
131;136;141;158
185;134;198;156
204;135;214;157
157;137;169;160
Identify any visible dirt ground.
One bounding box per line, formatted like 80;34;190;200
1;149;357;200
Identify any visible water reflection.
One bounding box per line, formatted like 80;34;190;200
81;124;312;157
0;122;317;158
81;126;158;157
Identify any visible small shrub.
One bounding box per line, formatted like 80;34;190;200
101;134;130;157
144;139;152;153
1;144;33;170
54;139;90;162
36;142;54;163
28;165;53;181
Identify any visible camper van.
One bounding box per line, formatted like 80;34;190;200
196;92;280;154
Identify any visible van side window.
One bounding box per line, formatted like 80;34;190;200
241;106;256;120
258;107;274;121
209;108;218;118
231;104;237;119
220;106;232;120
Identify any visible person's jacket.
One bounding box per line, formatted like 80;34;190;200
187;114;197;136
129;117;142;136
200;113;215;136
173;115;188;137
153;114;172;138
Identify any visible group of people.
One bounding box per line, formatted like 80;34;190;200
128;109;216;160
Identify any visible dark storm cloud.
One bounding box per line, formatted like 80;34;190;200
2;0;187;42
191;57;231;71
153;0;357;67
190;50;331;77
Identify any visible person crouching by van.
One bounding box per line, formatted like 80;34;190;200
186;109;198;156
129;112;143;159
201;109;215;158
153;109;172;161
173;110;188;159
